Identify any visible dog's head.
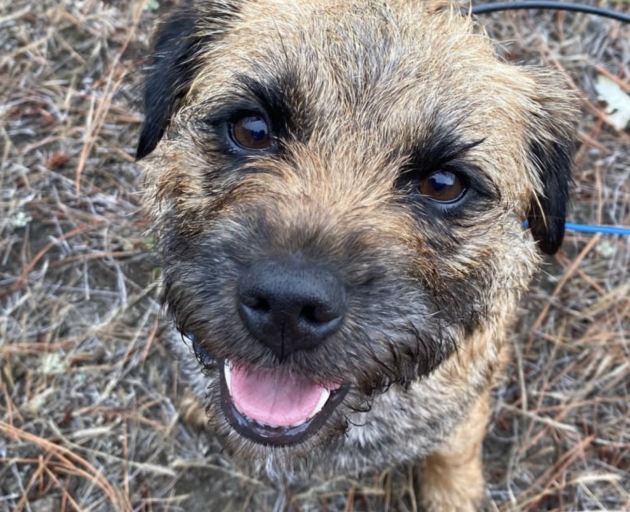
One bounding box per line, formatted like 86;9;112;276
137;0;577;464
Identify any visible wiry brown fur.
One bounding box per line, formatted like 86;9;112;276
137;1;577;510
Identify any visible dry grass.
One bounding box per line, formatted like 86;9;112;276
1;1;629;511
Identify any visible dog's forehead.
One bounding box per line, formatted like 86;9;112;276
193;0;535;128
200;0;499;96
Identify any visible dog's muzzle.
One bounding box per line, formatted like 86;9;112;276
199;257;351;445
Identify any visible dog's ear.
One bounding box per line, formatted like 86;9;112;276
137;9;199;160
525;70;578;255
136;3;239;160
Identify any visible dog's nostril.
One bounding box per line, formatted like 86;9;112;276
256;298;271;312
300;305;316;323
301;305;320;324
243;295;271;312
301;304;339;324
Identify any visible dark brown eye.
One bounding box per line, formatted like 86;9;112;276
230;115;271;150
418;170;466;203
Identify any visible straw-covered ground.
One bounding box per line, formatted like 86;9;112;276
1;0;629;510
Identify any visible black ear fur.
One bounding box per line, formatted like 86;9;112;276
526;134;573;255
525;74;577;255
137;2;241;160
137;9;200;160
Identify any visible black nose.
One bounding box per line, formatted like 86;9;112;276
238;259;346;359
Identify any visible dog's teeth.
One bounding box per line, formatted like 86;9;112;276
307;389;331;420
224;360;232;393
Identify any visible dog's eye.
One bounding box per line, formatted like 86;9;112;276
418;171;466;203
229;115;271;151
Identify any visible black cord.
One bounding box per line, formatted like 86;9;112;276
470;1;630;24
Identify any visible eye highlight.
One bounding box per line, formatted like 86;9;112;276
229;114;271;151
418;170;466;203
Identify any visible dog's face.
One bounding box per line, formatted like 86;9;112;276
138;0;575;464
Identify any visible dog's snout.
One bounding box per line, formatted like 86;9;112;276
238;260;346;359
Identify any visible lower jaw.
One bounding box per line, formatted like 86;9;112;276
219;363;349;447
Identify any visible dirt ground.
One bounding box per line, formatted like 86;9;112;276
1;0;629;511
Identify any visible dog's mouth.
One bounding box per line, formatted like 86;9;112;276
220;360;349;446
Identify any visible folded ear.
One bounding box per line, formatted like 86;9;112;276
136;2;239;160
525;69;578;255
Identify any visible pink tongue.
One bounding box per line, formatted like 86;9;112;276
229;365;332;427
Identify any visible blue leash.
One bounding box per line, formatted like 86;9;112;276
522;221;630;236
564;222;630;236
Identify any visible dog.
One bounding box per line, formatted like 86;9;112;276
136;0;577;509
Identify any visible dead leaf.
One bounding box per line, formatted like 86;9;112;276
595;74;630;131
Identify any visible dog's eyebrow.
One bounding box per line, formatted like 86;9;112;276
233;70;312;140
407;122;485;172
